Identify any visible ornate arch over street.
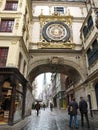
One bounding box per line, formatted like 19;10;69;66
27;56;87;84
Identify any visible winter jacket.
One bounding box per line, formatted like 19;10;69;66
79;100;88;113
68;101;78;115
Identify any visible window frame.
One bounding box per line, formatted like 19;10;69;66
0;19;14;32
4;0;18;11
54;6;64;15
0;48;9;67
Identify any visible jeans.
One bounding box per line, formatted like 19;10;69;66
69;114;78;128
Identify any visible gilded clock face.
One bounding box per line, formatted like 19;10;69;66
42;21;70;42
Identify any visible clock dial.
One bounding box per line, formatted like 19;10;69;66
42;21;70;42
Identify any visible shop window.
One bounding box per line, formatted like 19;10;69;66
5;1;18;11
14;92;23;122
14;81;23;122
0;19;14;32
0;48;8;67
16;82;23;93
0;80;12;124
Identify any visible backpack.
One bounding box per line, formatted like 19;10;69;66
69;106;73;112
68;105;74;114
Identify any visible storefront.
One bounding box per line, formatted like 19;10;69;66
0;67;28;125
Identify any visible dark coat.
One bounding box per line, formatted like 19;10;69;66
35;103;40;110
79;99;88;113
68;101;78;115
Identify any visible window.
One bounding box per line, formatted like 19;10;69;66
0;19;14;32
83;26;89;38
87;39;98;66
54;7;64;15
18;53;22;70
23;60;26;74
83;16;94;39
0;48;8;67
87;16;93;31
5;1;18;11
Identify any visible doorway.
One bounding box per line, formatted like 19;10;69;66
95;83;98;107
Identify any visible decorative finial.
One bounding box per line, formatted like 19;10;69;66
40;9;43;15
67;9;71;16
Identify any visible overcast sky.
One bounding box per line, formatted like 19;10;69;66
36;73;51;96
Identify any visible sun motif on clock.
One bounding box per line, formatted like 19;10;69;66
42;21;70;42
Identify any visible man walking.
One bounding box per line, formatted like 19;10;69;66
68;98;79;129
79;96;90;128
35;101;40;116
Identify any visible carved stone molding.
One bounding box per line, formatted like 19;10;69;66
11;40;18;45
48;56;64;64
15;18;20;30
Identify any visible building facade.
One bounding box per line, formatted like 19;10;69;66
51;73;66;109
0;0;32;125
0;0;98;125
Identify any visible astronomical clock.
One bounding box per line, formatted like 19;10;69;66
39;11;75;49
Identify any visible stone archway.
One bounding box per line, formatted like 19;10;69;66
27;56;87;84
26;56;88;115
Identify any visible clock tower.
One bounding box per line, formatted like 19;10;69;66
38;10;75;49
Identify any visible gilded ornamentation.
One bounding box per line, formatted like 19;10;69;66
38;42;75;49
39;13;73;49
38;10;75;49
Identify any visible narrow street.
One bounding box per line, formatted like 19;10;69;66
20;108;97;130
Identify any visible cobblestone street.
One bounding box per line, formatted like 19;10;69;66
21;108;97;130
0;108;98;130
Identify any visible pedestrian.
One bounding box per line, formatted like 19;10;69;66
68;98;79;129
50;102;53;111
35;101;40;116
79;96;90;128
43;103;46;110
